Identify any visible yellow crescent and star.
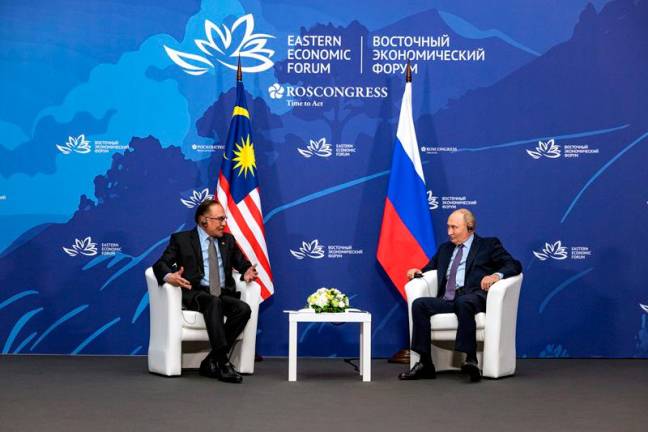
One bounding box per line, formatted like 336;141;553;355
226;105;256;178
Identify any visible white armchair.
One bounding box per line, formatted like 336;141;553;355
145;267;261;376
405;271;523;378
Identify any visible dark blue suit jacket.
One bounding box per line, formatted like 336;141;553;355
422;234;522;300
153;228;252;303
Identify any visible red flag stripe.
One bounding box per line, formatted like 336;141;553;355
377;198;429;298
217;175;273;283
243;194;265;235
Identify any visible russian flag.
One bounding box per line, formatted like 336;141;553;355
377;76;436;298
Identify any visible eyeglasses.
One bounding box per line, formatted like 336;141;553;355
204;216;227;223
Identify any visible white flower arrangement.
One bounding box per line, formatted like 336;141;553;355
306;288;350;313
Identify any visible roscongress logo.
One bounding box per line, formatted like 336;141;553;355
533;240;568;261
268;83;285;99
290;239;325;260
181;188;213;208
298;138;332;158
57;135;91;155
427;191;439;210
527;139;561;159
268;84;388;99
164;14;275;75
63;237;98;257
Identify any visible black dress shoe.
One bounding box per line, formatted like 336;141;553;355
461;360;481;382
398;362;436;380
215;361;243;384
199;357;219;379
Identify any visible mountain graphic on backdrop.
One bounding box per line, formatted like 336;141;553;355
423;0;648;148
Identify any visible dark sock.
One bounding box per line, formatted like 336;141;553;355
420;354;433;366
211;348;229;365
466;352;478;363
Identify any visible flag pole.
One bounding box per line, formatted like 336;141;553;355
235;56;263;363
388;61;413;365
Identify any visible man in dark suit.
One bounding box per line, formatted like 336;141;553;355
153;199;258;383
399;208;521;382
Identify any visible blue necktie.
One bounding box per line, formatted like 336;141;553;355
444;244;464;301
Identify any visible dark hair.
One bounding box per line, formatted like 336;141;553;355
194;198;222;224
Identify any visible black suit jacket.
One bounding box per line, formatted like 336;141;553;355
421;234;522;300
153;228;252;300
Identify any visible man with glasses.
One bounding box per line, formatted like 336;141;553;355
153;199;258;383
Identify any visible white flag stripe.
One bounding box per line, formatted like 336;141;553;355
237;199;269;257
216;185;274;295
396;82;425;182
227;214;273;291
249;188;262;211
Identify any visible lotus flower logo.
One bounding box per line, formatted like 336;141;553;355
181;188;213;208
164;14;275;75
63;237;98;257
640;304;648;313
533;240;568;261
427;190;439;210
527;139;561;159
56;135;91;155
298;138;332;158
268;83;285;99
290;239;326;260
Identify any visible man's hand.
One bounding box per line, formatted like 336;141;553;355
480;274;501;291
166;267;192;289
406;268;423;281
243;264;258;283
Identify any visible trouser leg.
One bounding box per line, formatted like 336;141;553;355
453;294;486;355
220;295;252;349
193;292;229;353
410;297;454;359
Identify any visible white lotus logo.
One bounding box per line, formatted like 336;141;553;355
298;138;332;158
57;135;91;155
181;188;213;208
268;83;285;99
164;14;275;75
63;237;98;257
533;240;568;261
427;190;439;210
527;139;561;159
290;239;326;260
640;304;648;313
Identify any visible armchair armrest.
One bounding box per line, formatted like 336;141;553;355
146;267;183;375
483;273;523;377
231;272;261;374
405;270;438;366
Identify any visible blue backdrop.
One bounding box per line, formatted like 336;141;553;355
1;0;647;358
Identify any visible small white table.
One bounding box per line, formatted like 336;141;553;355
285;309;372;382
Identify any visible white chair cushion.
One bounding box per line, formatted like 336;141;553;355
181;310;206;330
430;312;486;331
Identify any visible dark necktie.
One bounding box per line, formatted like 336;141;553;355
444;244;464;301
207;237;221;297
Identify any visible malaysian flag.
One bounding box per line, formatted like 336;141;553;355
377;66;436;298
215;66;274;300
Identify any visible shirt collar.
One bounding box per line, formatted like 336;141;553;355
197;226;210;244
460;233;475;249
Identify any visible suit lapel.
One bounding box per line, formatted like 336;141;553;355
465;234;481;274
437;242;453;294
190;228;204;273
218;237;229;271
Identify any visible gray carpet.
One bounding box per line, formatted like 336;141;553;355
1;356;647;432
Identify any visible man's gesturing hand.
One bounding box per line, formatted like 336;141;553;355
480;274;501;291
407;268;423;280
243;264;258;283
167;266;192;289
